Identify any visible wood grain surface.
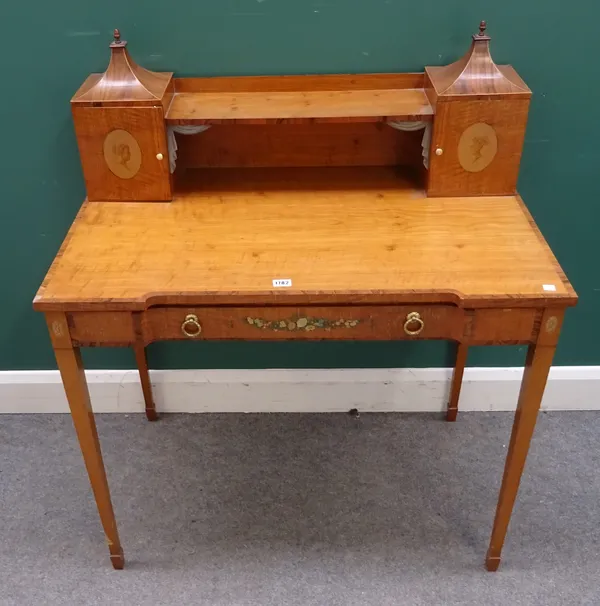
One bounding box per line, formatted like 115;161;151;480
34;166;576;311
175;123;424;169
166;88;433;125
173;73;425;93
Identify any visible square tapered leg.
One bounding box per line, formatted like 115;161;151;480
485;309;562;571
447;343;468;422
134;344;158;421
47;313;125;569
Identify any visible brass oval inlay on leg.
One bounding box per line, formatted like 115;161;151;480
103;129;142;179
458;122;498;173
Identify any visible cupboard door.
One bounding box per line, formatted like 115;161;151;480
72;106;171;201
427;98;529;197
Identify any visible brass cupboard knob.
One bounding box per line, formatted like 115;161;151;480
181;314;202;338
403;312;424;336
435;147;444;156
156;152;164;160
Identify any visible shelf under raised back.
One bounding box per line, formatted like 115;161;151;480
165;73;433;125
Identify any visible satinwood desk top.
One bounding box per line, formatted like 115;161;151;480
34;167;576;312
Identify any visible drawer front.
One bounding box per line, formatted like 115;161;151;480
142;305;463;343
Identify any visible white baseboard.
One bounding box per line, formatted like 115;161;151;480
0;367;598;414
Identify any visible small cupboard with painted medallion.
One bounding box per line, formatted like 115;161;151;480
71;30;173;201
425;22;531;196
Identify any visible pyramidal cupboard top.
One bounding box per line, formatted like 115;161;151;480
425;21;531;100
71;29;173;107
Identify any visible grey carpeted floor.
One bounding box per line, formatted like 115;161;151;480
1;412;599;606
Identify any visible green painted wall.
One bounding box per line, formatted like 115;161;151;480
1;1;598;370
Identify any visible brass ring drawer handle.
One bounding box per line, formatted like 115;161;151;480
181;314;202;338
403;312;424;336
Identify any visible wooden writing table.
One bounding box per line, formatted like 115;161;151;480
34;25;577;570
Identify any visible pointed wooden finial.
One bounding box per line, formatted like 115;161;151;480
474;20;490;41
110;28;126;48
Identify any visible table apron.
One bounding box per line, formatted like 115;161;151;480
64;305;542;347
